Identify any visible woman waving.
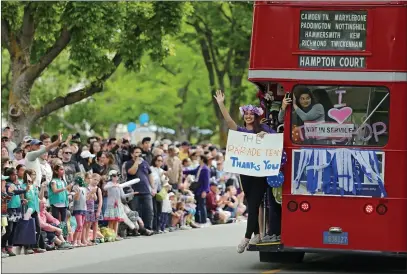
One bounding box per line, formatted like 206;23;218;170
214;90;286;253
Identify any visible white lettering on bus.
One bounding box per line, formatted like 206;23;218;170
334;14;367;22
301;40;327;47
301;13;330;21
299;56;365;68
299;56;336;67
304;31;341;39
349;32;360;39
335;23;366;31
300;22;331;30
339;57;364;68
330;40;363;48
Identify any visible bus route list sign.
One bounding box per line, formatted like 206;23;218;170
299;10;367;51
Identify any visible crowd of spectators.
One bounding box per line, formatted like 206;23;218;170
1;127;245;257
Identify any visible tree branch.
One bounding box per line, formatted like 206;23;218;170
193;17;221;77
223;48;234;76
219;4;232;24
20;3;35;54
34;54;122;119
55;115;89;137
1;19;11;53
28;26;71;82
162;64;177;76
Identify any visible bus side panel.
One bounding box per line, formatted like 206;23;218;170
282;196;407;252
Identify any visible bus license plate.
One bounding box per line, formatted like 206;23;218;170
323;232;349;245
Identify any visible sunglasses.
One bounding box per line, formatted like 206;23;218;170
64;152;72;155
111;174;118;177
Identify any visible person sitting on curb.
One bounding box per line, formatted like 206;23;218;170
38;198;73;250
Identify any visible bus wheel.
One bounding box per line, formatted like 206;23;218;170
259;251;305;263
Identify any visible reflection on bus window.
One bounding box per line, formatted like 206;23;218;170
290;85;389;147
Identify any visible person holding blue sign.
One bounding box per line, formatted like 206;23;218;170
214;90;286;254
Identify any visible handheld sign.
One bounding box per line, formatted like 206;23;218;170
224;130;284;177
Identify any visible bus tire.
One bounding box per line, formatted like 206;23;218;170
259;251;305;264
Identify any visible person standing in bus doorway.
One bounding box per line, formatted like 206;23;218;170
214;90;286;254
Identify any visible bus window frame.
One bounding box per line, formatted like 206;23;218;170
288;84;390;147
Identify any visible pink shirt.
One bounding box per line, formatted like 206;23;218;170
39;209;60;232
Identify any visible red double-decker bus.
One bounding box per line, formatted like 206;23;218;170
248;0;407;265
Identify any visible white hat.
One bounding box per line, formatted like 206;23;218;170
168;192;175;197
108;169;119;176
23;136;33;143
80;151;95;159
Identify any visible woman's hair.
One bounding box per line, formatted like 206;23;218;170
16;164;25;172
52;164;64;178
4;167;15;177
1;156;10;172
105;152;115;166
23;169;36;184
200;155;209;165
182;158;191;166
84;172;92;180
92;173;101;184
269;110;280;130
89;141;100;154
151;155;163;167
98;177;107;196
313;88;335;122
294;87;316;109
50;157;63;168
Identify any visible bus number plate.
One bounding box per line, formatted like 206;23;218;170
323;232;349;245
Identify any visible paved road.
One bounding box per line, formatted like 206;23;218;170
2;222;405;273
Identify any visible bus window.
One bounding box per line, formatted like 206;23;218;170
290;85;389;147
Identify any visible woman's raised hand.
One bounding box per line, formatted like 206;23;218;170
281;97;292;110
214;90;225;104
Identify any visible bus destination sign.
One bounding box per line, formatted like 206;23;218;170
299;10;367;51
299;55;366;69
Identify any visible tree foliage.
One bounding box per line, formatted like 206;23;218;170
1;1;189;142
182;1;255;146
61;41;217;139
2;2;256;145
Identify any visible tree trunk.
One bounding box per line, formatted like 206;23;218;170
108;123;118;138
229;75;244;123
229;49;250;125
8;70;36;144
